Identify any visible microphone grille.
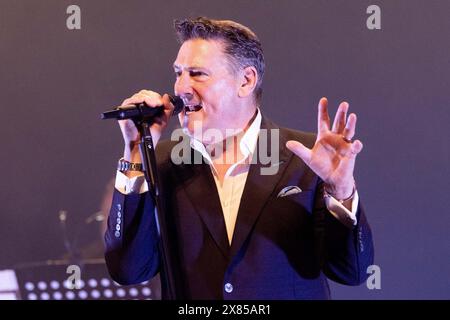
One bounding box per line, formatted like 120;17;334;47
169;95;185;115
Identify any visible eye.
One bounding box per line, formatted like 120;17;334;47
189;70;206;77
174;70;182;77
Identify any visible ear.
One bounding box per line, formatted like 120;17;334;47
238;66;258;98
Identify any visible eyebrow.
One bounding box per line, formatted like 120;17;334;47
172;64;209;72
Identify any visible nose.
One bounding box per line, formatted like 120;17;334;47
174;71;193;100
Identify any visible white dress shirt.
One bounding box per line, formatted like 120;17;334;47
115;109;359;244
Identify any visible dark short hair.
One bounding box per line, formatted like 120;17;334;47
174;17;265;105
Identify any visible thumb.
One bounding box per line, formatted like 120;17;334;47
162;94;175;114
286;140;311;163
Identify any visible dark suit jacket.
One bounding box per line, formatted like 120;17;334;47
104;117;374;299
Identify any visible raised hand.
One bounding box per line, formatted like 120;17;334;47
286;97;363;200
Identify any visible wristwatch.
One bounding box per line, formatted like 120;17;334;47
117;158;143;172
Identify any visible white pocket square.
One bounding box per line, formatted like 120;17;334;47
277;186;302;198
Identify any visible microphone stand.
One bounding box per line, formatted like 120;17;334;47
135;119;179;300
58;210;82;269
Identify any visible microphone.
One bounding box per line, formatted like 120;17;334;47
100;95;184;120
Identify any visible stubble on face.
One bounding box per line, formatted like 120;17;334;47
174;39;249;145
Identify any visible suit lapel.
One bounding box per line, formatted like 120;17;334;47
230;117;293;257
173;149;230;258
171;117;294;260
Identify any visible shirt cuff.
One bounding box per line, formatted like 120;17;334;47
114;170;148;195
324;190;359;228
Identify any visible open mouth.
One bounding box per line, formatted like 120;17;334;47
184;104;203;115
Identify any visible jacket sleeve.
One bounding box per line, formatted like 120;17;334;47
314;182;375;286
104;189;160;285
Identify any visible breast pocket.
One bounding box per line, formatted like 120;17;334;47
276;189;315;215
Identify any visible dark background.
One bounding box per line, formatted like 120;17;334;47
1;0;449;299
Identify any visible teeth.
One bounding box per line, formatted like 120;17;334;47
184;104;202;113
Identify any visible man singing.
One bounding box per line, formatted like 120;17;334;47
104;17;374;299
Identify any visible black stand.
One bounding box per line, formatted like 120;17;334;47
136;121;178;300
